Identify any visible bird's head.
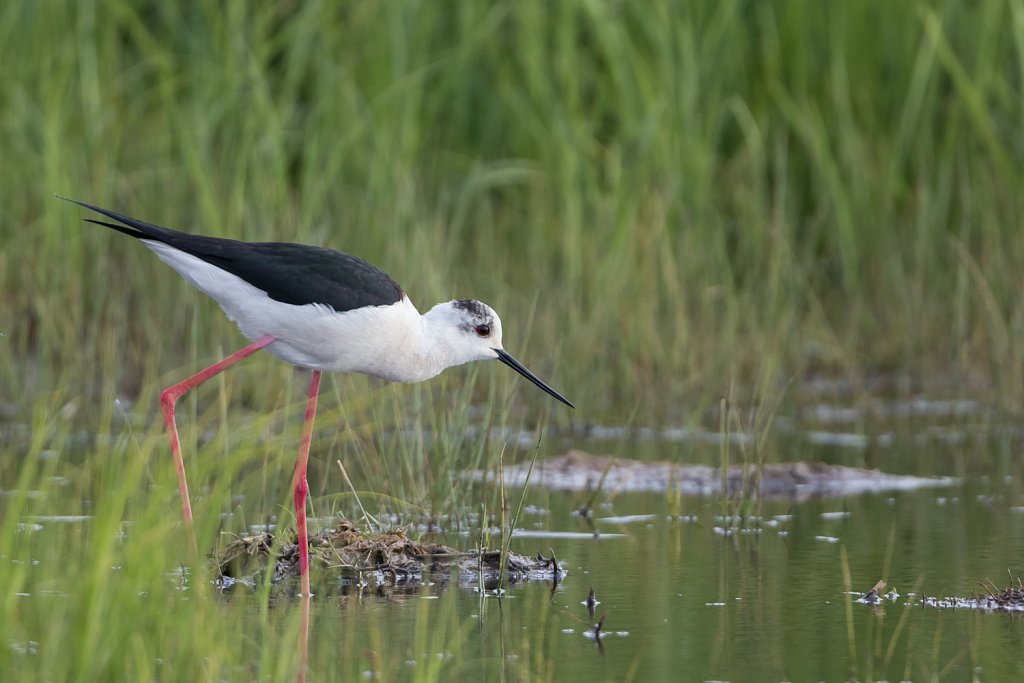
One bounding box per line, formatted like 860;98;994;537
425;299;574;408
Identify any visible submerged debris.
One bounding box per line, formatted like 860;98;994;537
214;520;566;589
470;450;959;500
851;576;1024;613
920;578;1024;612
858;579;889;605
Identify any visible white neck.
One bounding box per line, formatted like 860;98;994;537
414;303;469;379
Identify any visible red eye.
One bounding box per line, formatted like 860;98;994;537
475;324;491;337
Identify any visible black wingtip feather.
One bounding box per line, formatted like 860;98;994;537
83;218;148;240
56;195;102;213
58;195;179;243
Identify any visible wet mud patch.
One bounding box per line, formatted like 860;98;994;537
214;520;565;589
471;450;958;500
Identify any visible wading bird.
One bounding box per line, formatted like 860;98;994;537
63;198;573;596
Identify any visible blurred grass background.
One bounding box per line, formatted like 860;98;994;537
3;0;1024;423
3;1;1024;680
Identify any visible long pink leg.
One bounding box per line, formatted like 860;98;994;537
290;370;321;597
160;334;276;554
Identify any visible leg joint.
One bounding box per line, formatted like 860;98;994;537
160;386;178;409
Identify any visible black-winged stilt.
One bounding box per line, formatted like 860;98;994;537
62;197;573;596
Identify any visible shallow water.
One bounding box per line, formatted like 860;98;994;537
5;396;1024;681
212;474;1024;680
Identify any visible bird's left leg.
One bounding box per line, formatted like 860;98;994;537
160;334;276;555
290;369;322;597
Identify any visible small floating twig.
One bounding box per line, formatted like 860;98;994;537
583;586;599;618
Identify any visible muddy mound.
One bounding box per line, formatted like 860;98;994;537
215;520;565;587
470;450;958;500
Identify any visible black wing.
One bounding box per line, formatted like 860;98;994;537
62;198;405;312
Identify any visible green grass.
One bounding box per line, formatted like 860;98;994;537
3;0;1024;679
4;0;1024;423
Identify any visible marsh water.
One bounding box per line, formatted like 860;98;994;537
5;393;1024;682
275;487;1024;681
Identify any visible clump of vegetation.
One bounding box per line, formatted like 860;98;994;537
216;520;564;591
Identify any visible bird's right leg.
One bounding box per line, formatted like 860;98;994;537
290;370;322;598
159;334;276;553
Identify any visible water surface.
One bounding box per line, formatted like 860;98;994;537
5;399;1024;681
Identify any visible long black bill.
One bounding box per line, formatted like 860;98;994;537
494;348;574;409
